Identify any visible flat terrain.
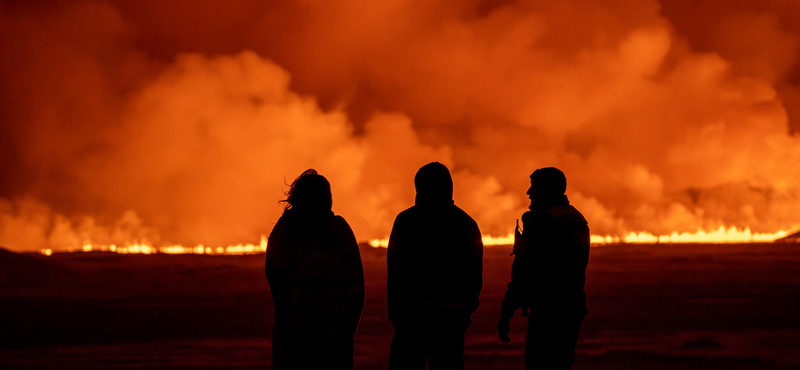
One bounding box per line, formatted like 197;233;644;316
2;243;800;369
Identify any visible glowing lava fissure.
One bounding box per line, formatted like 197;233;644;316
369;225;796;249
32;225;797;256
38;235;268;256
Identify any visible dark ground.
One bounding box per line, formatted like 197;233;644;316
1;242;800;369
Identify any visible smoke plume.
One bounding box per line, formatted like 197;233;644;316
1;0;799;251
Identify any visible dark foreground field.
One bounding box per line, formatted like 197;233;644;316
2;243;800;369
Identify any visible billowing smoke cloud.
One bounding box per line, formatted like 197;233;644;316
1;0;799;251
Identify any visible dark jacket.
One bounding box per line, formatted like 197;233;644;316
265;209;365;369
387;199;483;321
501;195;590;318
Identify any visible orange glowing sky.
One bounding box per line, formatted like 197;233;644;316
1;0;800;251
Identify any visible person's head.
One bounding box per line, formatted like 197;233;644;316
414;162;453;205
281;169;332;212
528;167;567;203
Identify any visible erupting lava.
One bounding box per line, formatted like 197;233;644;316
3;1;800;254
366;225;795;249
34;224;799;256
592;226;794;244
40;235;268;256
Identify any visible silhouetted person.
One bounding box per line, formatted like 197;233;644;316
497;167;590;370
265;169;365;370
387;162;483;370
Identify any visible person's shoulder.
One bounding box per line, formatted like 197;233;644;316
331;214;348;224
522;209;552;223
452;204;479;226
545;205;587;224
330;214;356;231
450;203;469;217
268;211;291;237
394;206;417;221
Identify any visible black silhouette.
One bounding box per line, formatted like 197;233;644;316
387;162;483;370
497;167;590;369
265;169;365;370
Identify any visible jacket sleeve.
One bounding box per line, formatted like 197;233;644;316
386;214;405;321
465;217;484;315
500;255;526;318
336;216;365;337
265;217;288;310
500;211;534;317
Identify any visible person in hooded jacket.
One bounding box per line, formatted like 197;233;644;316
387;162;484;370
497;167;590;370
265;169;365;370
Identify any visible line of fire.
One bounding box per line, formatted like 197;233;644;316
31;226;800;257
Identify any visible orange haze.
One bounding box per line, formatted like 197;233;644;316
1;0;800;252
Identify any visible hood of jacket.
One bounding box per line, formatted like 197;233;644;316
414;162;454;207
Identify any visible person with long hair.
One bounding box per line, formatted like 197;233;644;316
265;169;365;370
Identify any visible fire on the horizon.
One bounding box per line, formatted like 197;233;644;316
366;226;795;249
3;1;800;254
34;225;796;257
38;235;269;256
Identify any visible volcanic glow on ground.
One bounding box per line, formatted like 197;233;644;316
37;226;796;256
39;235;269;256
613;227;793;244
368;226;795;248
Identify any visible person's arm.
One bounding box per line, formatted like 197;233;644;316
465;217;484;315
336;216;365;337
498;212;534;342
498;254;525;342
386;213;405;322
265;217;288;310
501;212;535;312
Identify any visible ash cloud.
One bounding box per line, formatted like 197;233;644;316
1;0;799;251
